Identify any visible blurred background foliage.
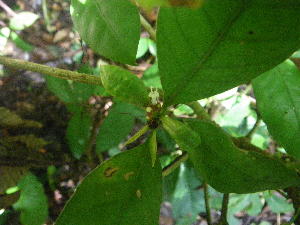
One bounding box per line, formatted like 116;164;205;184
0;0;299;224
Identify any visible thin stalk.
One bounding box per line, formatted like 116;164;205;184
204;182;212;225
42;0;52;30
85;110;104;167
219;193;230;225
246;117;261;139
162;152;188;177
123;125;149;147
187;101;211;121
140;14;156;41
0;0;17;17
0;56;102;86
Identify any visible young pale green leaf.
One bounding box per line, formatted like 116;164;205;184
66;107;92;159
10;12;39;31
96;103;137;153
56;143;162;225
157;0;300;106
14;173;48;225
71;0;140;64
253;60;300;159
101;65;149;107
162;117;300;193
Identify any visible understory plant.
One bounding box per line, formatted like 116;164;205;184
1;0;300;224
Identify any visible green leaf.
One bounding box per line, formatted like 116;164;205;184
253;60;300;159
66;107;92;158
0;27;10;52
96;103;136;153
157;1;300;105
10;12;39;31
56;143;162;225
157;128;176;152
161;116;201;151
71;0;140;64
142;62;162;89
162;117;300;193
46;66;102;103
164;162;204;225
101;65;149;107
136;38;149;59
13;173;48;225
10;31;34;52
149;130;157;167
135;0;204;9
263;191;294;214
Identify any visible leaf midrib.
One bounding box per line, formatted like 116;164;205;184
166;2;248;105
94;0;133;59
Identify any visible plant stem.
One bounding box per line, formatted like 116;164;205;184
162;152;188;177
204;182;212;225
140;14;156;41
0;0;17;17
246;117;261;139
187;101;211;121
85;110;104;167
0;56;103;86
123;125;149;147
219;193;229;225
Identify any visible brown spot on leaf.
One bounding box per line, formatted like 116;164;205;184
104;167;119;178
168;0;203;8
124;171;135;181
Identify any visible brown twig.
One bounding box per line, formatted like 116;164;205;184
219;193;229;225
85;109;104;166
0;0;17;17
162;152;188;177
204;182;212;225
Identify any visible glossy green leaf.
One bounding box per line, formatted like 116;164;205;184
157;1;300;105
66;107;92;158
96;103;136;153
101;65;149;107
253;60;300;159
14;173;48;225
162;117;300;193
71;0;140;64
56;143;162;225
